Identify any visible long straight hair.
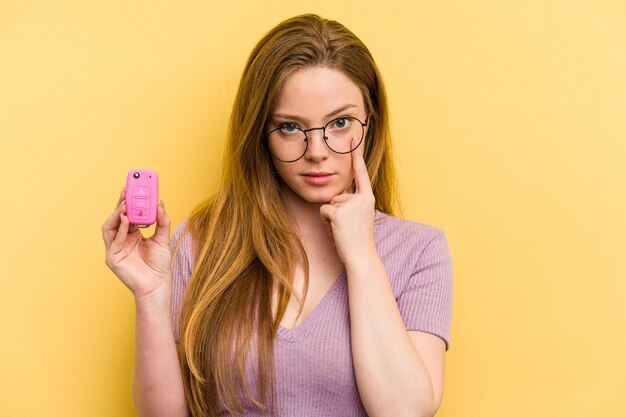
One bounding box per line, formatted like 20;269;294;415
176;14;398;416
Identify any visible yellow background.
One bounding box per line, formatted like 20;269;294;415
1;0;625;416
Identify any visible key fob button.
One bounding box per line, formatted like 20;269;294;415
133;187;150;198
132;198;149;208
132;208;150;218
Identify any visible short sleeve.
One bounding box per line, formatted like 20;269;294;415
170;220;193;343
396;231;454;351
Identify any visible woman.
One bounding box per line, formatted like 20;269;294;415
102;14;453;417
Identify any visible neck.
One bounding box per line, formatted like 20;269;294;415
282;187;333;245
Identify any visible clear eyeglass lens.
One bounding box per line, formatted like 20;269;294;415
267;126;307;162
267;117;363;162
324;117;363;153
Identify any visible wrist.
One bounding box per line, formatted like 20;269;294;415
134;284;171;313
344;244;381;274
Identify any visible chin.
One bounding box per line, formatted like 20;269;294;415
280;186;330;205
280;178;350;205
303;195;333;204
299;186;345;204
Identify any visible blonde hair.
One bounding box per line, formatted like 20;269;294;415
176;13;398;416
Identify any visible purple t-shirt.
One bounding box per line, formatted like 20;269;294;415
170;210;453;416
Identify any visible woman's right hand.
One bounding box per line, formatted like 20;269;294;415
102;187;172;302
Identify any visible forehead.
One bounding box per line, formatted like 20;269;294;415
273;67;365;122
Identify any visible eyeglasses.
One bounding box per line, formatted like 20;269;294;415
265;116;368;163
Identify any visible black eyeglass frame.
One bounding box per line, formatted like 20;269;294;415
264;116;369;163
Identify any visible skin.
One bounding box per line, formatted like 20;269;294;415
273;67;445;416
268;67;369;327
101;66;446;417
103;195;188;417
270;67;446;417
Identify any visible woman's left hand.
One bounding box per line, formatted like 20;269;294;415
320;137;377;266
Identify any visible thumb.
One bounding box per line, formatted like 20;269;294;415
153;200;171;245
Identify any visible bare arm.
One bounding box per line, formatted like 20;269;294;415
320;142;447;417
102;188;189;417
132;288;189;417
346;256;444;417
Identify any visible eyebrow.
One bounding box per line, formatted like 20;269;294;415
271;104;358;124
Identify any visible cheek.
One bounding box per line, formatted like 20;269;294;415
272;163;296;185
342;173;356;193
336;158;356;191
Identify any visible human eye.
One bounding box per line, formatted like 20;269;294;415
329;117;352;130
278;122;301;134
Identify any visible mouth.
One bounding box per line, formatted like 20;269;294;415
301;172;335;185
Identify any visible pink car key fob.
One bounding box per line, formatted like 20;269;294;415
124;169;158;227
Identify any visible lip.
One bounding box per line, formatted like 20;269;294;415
302;171;334;176
301;172;334;185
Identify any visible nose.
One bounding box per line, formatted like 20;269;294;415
304;128;330;161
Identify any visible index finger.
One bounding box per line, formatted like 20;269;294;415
351;136;372;194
